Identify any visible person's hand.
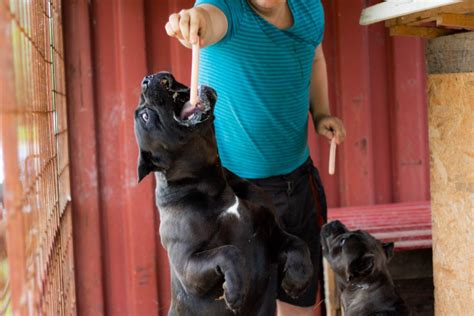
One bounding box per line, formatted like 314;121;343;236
165;7;207;48
315;114;346;145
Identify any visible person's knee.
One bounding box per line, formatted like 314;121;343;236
276;300;314;316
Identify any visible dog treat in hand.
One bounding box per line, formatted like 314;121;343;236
190;40;200;106
329;137;336;175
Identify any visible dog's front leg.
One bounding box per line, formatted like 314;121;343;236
270;227;313;298
176;245;248;314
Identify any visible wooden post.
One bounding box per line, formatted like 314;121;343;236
426;32;474;315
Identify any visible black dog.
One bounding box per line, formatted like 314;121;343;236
321;220;410;316
134;72;313;315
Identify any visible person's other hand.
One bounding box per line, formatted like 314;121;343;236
315;115;346;145
165;7;207;48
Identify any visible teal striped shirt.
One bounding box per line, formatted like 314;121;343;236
195;0;324;178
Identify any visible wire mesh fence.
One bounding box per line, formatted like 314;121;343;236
0;0;76;314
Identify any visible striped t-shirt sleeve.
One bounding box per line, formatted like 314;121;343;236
194;0;244;43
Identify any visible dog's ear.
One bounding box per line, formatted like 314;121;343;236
137;150;156;183
347;254;375;282
383;242;395;261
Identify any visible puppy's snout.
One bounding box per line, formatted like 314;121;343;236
322;220;348;238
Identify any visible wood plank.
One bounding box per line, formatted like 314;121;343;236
368;10;393;204
389;25;455;38
427;70;474;314
395;240;433;249
323;259;342;316
385;2;474;27
360;0;462;25
436;12;474;29
334;0;375;206
388;37;431;202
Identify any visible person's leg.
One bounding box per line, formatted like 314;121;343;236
249;159;327;315
277;300;314;316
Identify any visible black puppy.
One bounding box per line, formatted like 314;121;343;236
321;220;410;316
134;72;313;315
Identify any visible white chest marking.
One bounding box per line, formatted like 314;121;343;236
224;197;240;218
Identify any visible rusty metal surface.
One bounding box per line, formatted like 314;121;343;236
62;0;105;314
0;0;76;314
62;0;161;313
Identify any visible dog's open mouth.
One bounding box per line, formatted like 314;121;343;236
139;72;216;128
173;86;214;127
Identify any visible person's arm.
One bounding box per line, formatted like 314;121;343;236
310;45;346;144
165;4;228;48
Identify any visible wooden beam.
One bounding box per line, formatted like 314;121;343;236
323;259;341;316
437;12;474;29
389;25;455;38
385;2;474;27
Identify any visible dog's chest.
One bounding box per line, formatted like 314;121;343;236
156;198;257;249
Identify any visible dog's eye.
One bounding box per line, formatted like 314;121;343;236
160;77;172;89
141;111;149;123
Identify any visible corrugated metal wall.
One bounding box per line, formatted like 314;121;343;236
64;0;430;314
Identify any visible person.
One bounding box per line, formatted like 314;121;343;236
165;0;346;315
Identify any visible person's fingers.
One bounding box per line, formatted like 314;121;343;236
315;116;347;144
179;10;191;42
189;10;201;44
323;118;345;144
178;38;192;49
322;129;334;141
334;129;342;144
168;13;184;40
318;123;334;140
165;22;176;37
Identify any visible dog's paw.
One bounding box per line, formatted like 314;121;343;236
281;250;313;299
223;281;245;314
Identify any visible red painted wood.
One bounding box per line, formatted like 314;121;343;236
145;0;172;74
367;2;394;204
172;0;194;85
332;0;375;206
388;37;430;203
63;0;105;314
328;202;432;251
310;0;340;208
316;0;428;208
90;0;158;314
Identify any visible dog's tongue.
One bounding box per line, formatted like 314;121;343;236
180;101;198;120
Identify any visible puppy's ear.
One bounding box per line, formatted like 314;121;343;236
383;242;395;261
347;254;374;282
137;150;156;183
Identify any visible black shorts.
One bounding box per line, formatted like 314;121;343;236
248;158;327;307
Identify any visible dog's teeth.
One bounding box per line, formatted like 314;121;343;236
173;92;178;100
188;113;195;120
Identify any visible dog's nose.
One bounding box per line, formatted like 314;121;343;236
142;79;150;92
